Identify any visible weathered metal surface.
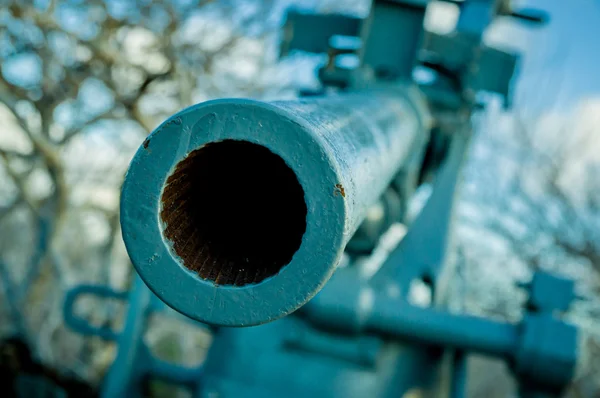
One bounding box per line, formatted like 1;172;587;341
120;87;430;327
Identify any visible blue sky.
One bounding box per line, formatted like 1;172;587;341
506;0;600;112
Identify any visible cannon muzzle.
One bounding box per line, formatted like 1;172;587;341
120;88;429;326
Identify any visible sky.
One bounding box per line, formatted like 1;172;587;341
491;0;600;113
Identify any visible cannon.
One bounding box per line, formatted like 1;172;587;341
120;88;431;327
64;1;584;397
119;0;548;328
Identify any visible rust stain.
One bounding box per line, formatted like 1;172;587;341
334;183;345;198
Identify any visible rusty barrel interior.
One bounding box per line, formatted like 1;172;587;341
160;140;307;286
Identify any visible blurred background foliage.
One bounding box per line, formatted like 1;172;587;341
0;0;598;396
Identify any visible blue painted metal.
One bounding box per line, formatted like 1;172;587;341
450;351;467;398
359;0;427;80
64;276;206;397
120;89;431;327
513;271;579;394
280;10;361;56
456;0;497;37
64;284;128;341
305;284;521;358
62;1;581;397
524;271;577;313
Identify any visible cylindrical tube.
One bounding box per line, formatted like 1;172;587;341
120;87;430;326
304;281;519;358
367;297;520;358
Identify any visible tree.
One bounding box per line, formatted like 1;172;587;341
0;0;296;380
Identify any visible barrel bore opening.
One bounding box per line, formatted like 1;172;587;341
160;140;307;286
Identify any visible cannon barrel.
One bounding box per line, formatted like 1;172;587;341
120;86;430;326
